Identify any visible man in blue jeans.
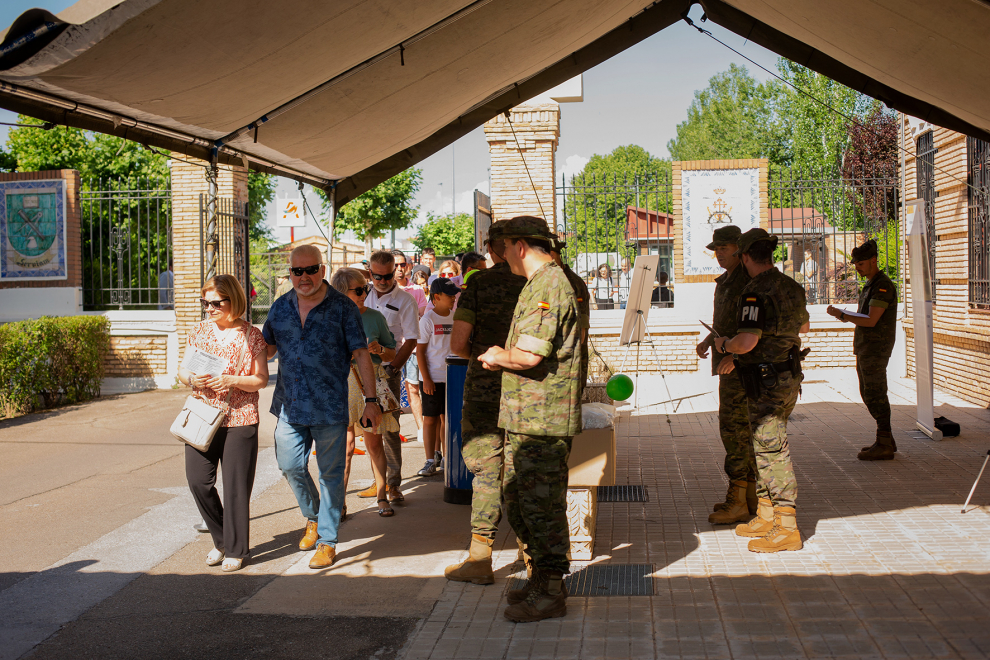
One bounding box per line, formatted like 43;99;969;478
264;245;381;569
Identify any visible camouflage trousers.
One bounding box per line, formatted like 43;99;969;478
747;373;801;508
719;374;756;482
461;401;505;539
856;354;892;432
503;432;572;575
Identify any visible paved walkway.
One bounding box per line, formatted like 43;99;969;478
3;368;989;659
394;370;990;660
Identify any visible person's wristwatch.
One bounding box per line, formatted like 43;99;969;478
364;397;380;404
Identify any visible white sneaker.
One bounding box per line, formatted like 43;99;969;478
417;460;436;477
434;451;444;472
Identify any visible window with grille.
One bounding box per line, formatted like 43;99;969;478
917;132;937;302
968;137;990;308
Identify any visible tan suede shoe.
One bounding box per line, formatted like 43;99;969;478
309;543;336;569
298;520;319;551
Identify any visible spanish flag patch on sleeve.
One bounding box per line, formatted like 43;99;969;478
537;301;550;310
745;297;757;302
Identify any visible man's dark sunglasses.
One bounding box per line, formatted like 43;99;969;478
370;272;395;281
351;284;371;295
200;298;230;310
290;265;321;276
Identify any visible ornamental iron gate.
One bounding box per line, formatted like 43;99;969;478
199;194;250;316
768;164;899;305
81;177;172;310
967;137;990;308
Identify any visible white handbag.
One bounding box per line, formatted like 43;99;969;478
171;330;249;451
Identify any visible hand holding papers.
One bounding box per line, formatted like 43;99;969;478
181;347;227;377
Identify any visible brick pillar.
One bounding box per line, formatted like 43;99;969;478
169;155;249;356
484;103;560;228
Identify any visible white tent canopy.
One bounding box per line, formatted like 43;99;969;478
2;0;989;204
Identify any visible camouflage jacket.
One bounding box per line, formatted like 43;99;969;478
453;262;527;403
499;260;583;437
854;271;898;357
562;264;591;384
735;267;809;365
706;264;751;375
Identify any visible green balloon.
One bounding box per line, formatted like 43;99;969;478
606;374;634;401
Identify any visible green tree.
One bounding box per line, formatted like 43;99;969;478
667;64;785;163
319;168;422;256
564;145;670;265
247;173;276;243
411;212;475;256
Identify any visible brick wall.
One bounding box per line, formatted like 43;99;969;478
589;332;699;374
0;169;82;289
484;103;559;224
801;327;856;369
103;336;168;377
900;119;990;406
169;156;248;359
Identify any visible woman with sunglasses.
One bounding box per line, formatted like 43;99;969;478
177;275;269;572
331;268;398;517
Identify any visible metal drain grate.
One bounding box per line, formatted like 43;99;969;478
509;564;655;596
597;485;648;502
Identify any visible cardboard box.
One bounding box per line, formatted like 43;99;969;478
566;487;597;561
567;425;616;487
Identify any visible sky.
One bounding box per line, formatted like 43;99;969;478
0;3;784;247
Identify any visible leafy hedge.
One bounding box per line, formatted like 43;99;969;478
0;315;111;418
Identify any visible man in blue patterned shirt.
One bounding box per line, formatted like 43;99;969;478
263;245;381;569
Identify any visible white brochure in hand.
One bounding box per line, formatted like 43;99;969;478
182;347;227;377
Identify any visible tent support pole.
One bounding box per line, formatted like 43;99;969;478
204;159;220;282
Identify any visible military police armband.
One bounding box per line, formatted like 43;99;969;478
737;295;766;332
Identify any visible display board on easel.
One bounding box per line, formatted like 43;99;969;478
619;254;660;345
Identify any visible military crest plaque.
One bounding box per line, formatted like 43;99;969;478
682;168;759;276
0;179;67;280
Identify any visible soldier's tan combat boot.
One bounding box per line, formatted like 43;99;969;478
515;538;533;579
735;497;774;537
504;571;567;622
748;506;802;553
708;479;752;524
444;534;495;585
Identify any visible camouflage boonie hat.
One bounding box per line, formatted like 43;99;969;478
706;225;743;250
851;239;878;262
486;219;509;242
498;216;553;242
735;227;778;255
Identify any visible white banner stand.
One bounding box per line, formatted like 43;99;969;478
906;200;942;441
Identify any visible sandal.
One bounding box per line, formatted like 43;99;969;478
221;557;243;572
206;548;225;566
377;499;395;517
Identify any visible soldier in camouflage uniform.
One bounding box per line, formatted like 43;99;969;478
713;229;809;553
550;235;590;384
698;225;758;525
445;220;528;585
826;239;899;460
478;216;582;623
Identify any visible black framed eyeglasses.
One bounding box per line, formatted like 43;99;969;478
290;265;321;276
200;298;230;310
350;284;371;295
370;272;395;281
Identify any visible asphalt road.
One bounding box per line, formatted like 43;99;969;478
0;385;425;660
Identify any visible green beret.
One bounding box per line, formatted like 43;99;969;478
851;239;878;262
498;216;552;241
736;228;779;255
706;225;743;250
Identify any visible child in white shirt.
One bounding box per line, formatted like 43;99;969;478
416;278;458;477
